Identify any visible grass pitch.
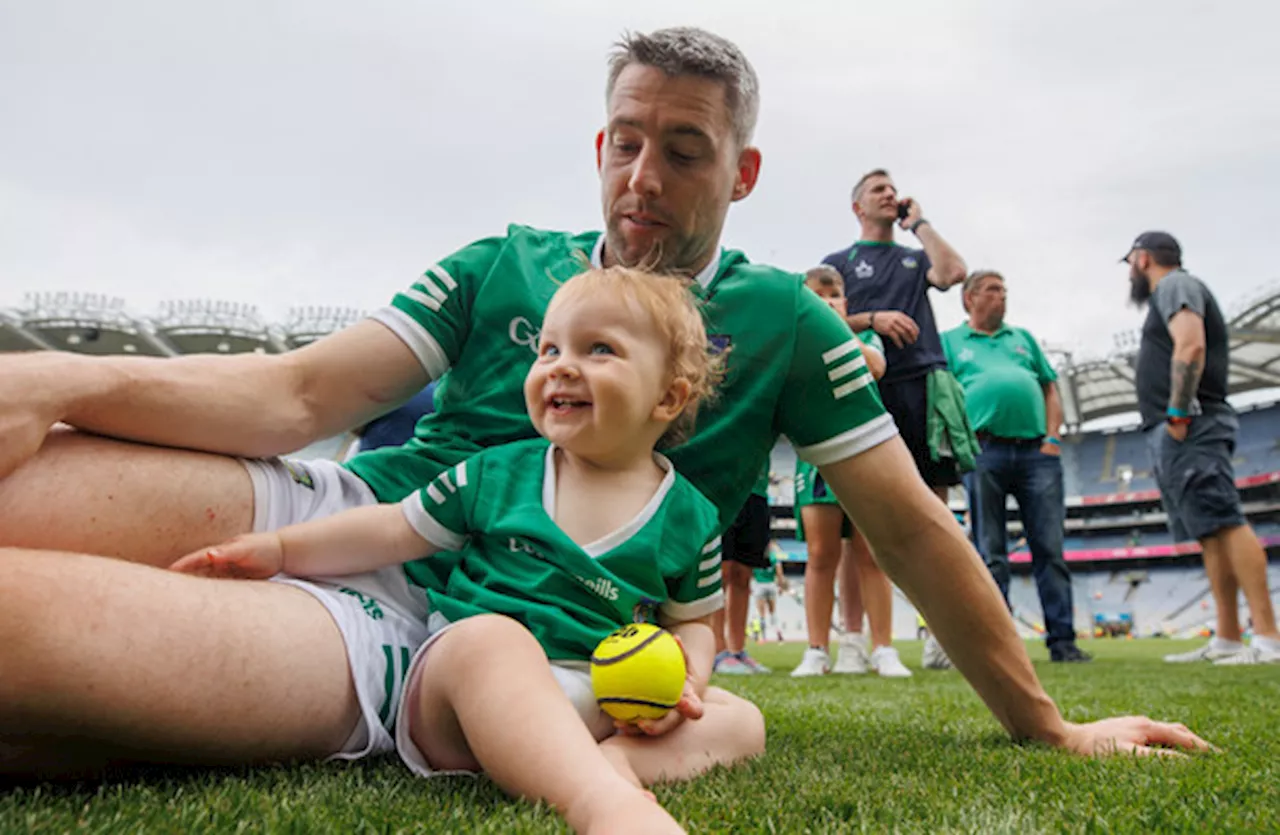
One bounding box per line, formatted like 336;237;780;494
3;639;1277;833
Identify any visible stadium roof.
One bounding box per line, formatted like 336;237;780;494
1053;283;1280;430
4;284;1278;429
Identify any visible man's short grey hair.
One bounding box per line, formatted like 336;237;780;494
607;27;760;148
851;169;890;206
962;269;1004;296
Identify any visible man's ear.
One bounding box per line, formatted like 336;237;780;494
653;376;693;422
731;146;762;202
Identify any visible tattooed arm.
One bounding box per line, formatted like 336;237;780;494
1166;309;1206;438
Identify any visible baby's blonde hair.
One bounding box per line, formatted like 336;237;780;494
547;266;723;447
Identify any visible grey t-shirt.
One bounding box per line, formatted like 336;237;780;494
1135;270;1231;430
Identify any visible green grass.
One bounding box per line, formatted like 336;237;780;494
4;639;1278;833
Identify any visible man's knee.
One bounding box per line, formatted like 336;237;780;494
722;561;752;590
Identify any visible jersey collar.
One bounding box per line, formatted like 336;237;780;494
590;233;722;291
541;443;677;559
963;322;1012;338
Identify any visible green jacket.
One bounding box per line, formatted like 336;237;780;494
926;368;979;474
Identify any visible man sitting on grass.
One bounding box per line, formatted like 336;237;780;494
0;25;1210;803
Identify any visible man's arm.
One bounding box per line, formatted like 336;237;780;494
1040;382;1064;455
817;438;1212;755
899;200;966;289
1;319;428;474
1167;309;1206;416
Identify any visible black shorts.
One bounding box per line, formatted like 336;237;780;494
721;493;772;569
878;373;961;488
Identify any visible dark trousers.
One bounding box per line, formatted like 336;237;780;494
965;440;1076;650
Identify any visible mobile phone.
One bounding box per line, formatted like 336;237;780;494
896;200;911;221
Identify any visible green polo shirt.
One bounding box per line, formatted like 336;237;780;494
941;322;1057;440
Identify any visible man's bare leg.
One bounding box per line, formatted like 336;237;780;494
1216;524;1280;638
408;615;685;835
837;542;865;634
0;429;254;567
0;548;358;775
1200;536;1242;642
847;533;895;649
722;562;753;655
800;505;845;648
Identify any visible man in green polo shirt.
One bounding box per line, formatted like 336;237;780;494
942;270;1090;663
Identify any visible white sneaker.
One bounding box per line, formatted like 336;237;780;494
922;635;953;670
1214;638;1280;666
1164;639;1243;664
791;647;830;677
832;633;870;674
870;645;913;678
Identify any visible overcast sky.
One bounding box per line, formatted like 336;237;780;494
3;0;1278;360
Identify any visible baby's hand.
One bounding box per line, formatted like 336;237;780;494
169;533;285;580
615;632;705;738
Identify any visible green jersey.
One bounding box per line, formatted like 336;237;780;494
399;438;723;662
347;225;895;534
941;323;1057;440
751;554;777;585
751;461;770;499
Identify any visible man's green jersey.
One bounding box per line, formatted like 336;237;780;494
399;438;723;662
751;552;777;585
941;323;1057;440
347;225;896;535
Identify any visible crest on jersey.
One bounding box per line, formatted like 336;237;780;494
1014;345;1029;356
958;348;975;362
853;260;874;280
632;599;658;624
901;256;919;269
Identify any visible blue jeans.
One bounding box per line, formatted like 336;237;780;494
964;441;1076;650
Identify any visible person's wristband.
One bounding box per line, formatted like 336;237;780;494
1167;415;1192;426
869;311;877;327
1045;437;1060;446
908;218;930;234
1166;406;1188;419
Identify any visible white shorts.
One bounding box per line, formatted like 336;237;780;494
395;618;618;778
249;456;433;757
754;583;778;603
243;456;379;532
272;573;432;758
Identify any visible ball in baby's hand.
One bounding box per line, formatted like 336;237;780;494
590;623;686;722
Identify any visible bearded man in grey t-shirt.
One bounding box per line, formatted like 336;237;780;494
1125;230;1280;665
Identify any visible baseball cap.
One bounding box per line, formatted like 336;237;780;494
1121;231;1181;262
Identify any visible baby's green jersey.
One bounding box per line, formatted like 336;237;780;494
348;225;896;536
400;438;723;662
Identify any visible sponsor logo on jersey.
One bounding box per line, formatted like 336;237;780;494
576;574;621;601
901;256;919;269
853;259;874;279
958;348;975;363
508;316;540;355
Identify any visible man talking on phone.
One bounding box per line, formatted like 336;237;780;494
821;169;971;669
